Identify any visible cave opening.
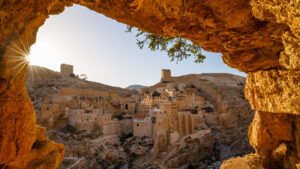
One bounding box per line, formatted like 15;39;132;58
23;4;253;169
0;1;298;169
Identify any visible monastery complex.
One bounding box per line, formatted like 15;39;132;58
40;66;211;141
26;64;254;168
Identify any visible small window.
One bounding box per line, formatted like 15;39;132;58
136;123;139;127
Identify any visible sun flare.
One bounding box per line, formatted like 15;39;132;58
26;37;65;72
2;33;32;80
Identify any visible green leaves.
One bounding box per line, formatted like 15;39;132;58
126;26;206;63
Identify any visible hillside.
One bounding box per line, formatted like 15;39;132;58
27;65;135;95
141;73;254;164
126;84;147;90
26;65;137;118
25;66;254;168
143;73;246;107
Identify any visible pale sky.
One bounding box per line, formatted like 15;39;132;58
28;4;245;88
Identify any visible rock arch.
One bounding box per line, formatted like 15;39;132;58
0;0;299;168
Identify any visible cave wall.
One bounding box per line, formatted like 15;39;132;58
0;0;299;168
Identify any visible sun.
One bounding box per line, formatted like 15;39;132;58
26;37;64;71
4;34;61;82
2;34;32;80
26;42;47;66
26;52;32;63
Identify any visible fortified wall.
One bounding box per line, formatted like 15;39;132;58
40;87;137;129
0;0;299;169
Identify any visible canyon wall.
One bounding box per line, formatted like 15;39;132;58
0;0;299;168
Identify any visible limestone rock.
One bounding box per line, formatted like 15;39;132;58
0;0;299;168
248;111;293;156
245;69;300;114
247;111;300;168
164;130;214;168
250;0;300;38
220;154;264;169
0;85;64;169
280;31;300;70
0;0;295;73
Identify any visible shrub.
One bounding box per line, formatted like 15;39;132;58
205;106;214;113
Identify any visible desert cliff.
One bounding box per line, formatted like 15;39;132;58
26;66;254;168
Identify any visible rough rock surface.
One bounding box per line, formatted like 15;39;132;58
245;69;300;114
46;127;155;169
0;0;299;168
247;111;300;169
163;130;215;168
0;0;295;72
220;154;264;169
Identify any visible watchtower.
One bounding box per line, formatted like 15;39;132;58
161;69;171;81
60;64;73;76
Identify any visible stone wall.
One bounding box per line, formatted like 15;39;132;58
103;119;122;135
66;109;100;131
133;115;153;138
39;88;136;129
120;119;133;135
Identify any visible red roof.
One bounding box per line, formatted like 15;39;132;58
133;114;147;119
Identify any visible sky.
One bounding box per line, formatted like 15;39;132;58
28;4;245;88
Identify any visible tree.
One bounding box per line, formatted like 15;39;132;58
80;74;87;80
125;26;206;63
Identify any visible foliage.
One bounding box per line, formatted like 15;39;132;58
205;106;214;113
60;124;78;134
80;74;87;80
125;26;206;63
120;133;133;144
114;115;124;120
187;164;198;169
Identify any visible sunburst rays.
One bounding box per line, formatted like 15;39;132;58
1;31;32;81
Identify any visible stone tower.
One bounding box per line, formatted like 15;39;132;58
60;64;73;76
161;69;171;81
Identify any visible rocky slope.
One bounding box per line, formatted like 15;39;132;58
26;67;254;169
27;65;135;95
143;73;254;167
26;65;136;118
0;0;298;168
46;126;156;169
